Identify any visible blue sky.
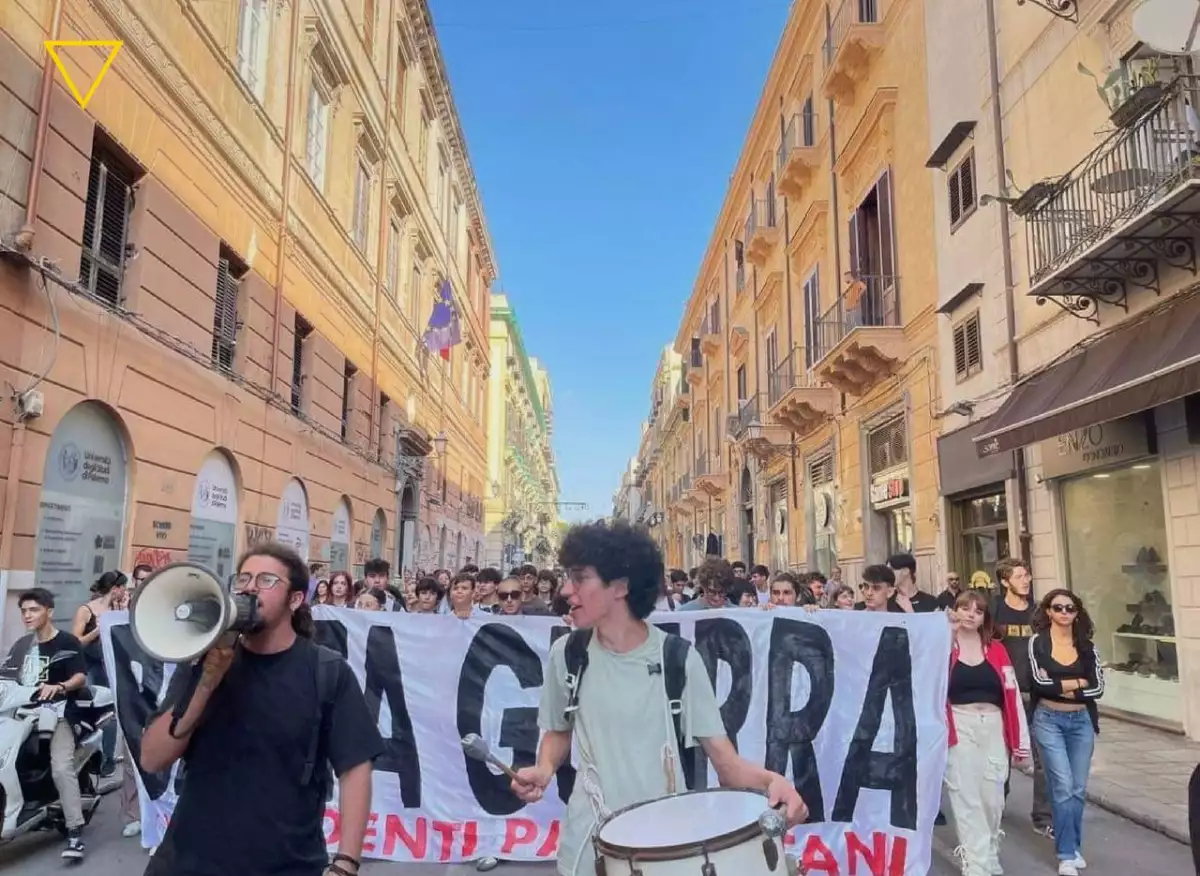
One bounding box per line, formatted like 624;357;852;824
431;1;790;522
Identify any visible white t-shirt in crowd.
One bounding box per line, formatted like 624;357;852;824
757;588;770;605
538;625;726;876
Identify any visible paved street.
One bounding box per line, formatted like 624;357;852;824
0;772;1190;875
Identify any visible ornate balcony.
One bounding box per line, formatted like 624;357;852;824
778;110;820;200
693;452;727;497
727;395;790;461
767;346;839;435
812;273;906;395
700;311;723;357
1023;76;1200;324
821;0;886;104
745;197;781;267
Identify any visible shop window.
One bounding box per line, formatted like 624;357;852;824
1060;460;1178;723
953;311;982;382
952;490;1009;585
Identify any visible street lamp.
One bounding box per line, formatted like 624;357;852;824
432;431;448;457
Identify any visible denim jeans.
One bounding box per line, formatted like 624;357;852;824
1031;705;1095;861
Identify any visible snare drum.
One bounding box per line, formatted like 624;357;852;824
593;788;787;876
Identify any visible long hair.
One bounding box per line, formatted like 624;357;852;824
1034;588;1094;654
235;541;314;639
954;589;995;649
328;571;353;605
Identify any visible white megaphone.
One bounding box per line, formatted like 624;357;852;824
129;563;261;663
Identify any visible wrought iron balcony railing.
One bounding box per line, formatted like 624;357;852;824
1024;76;1200;287
778;110;818;170
823;0;881;69
768;345;821;408
728;395;762;439
812;274;900;364
745;197;778;242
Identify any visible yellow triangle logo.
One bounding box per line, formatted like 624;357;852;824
44;40;123;111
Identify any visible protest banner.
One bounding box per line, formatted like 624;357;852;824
101;607;950;874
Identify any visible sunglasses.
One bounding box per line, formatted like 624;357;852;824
497;591;522;601
1049;603;1078;615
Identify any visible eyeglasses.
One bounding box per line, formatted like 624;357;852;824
497;591;523;601
1049;603;1078;615
235;572;285;590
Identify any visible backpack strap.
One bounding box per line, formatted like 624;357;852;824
300;642;344;789
562;628;593;724
662;633;694;789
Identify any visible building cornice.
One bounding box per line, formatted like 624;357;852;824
492;297;549;435
405;0;498;284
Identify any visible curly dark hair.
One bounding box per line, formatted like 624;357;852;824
1034;588;1095;647
236;541;314;639
695;557;735;594
558;520;663;619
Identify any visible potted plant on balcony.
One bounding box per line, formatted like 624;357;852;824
1077;58;1164;130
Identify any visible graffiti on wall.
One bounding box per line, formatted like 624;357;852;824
133;547;176;570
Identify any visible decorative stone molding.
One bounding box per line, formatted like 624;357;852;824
94;0;283;215
834;87;897;204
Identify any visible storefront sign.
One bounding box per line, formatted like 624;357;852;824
276;478;311;561
188;451;238;584
370;510;385;562
870;476;910;509
330;499;352;572
1039;416;1151;480
939;420;1013;495
34;402;128;619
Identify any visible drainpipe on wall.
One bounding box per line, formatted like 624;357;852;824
986;0;1032;559
13;0;64;251
269;3;306;393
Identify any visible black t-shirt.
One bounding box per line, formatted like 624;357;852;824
854;600;907;612
152;639;383;876
895;590;941;613
936;588;961;610
992;595;1035;693
6;630;87;696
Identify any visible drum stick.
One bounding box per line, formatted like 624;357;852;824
461;733;520;781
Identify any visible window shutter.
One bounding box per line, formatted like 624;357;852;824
953;321;967;378
80;154;133;306
212;258;239;370
965;313;982;374
960;154;975;213
948;169;962;226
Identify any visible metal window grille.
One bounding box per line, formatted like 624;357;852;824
79;153;133;306
291;316;311;413
868;416;908;475
809;455;834;487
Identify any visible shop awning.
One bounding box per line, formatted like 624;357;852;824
974;292;1200;458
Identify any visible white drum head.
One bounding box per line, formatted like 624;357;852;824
598;789;767;849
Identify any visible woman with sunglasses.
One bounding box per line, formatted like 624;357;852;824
1028;589;1104;876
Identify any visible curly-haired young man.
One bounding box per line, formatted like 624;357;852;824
510;520;806;876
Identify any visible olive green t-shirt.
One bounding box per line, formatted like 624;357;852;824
537;625;727;876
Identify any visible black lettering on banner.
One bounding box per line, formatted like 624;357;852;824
764;618;834;822
108;625;172;800
549;625;571;648
652;621;681;638
363;624;422;807
458;624;543;815
831;626;918;830
314;619;349;658
694;618;753;751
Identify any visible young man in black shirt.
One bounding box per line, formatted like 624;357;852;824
992;557;1052;836
854;564;905;611
4;588;90;859
886;553;940;613
140;542;382;876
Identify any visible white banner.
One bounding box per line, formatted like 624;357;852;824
101;608;950;874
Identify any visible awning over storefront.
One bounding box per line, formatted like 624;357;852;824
975;292;1200;458
939;419;1014;495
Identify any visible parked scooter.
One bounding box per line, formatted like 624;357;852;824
0;651;115;842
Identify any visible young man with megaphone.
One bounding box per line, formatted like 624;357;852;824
137;542;382;876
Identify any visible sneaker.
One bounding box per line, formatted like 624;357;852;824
1070;854;1087;869
122;821;142;838
1033;824;1055;840
100;762;116;779
1057;862;1078;876
62;830;85;861
475;857;500;872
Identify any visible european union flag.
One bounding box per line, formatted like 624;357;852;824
423;279;461;361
